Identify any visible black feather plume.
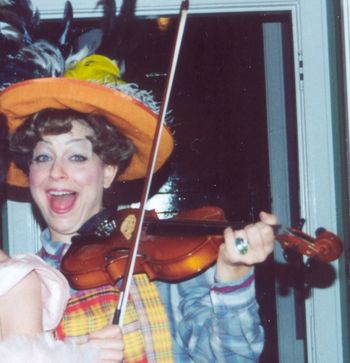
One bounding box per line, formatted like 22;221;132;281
94;0;136;70
58;1;74;56
0;0;138;91
97;0;116;40
0;0;40;49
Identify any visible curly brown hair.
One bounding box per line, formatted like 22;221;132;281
10;108;136;179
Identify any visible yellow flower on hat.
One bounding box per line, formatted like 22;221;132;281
65;54;124;85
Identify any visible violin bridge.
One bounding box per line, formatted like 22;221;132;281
120;214;137;240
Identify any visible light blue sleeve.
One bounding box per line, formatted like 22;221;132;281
156;266;264;363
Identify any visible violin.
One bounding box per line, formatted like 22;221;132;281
60;206;343;290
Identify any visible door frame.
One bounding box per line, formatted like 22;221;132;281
4;1;347;362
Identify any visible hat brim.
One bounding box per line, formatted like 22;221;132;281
0;78;174;189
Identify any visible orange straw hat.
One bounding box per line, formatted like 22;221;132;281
0;1;174;193
1;75;174;189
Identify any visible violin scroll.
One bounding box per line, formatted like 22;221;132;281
275;227;343;263
312;230;343;262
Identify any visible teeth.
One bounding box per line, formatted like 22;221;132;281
49;191;74;197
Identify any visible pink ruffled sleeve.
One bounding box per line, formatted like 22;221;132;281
0;254;70;331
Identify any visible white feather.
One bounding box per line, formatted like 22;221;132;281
65;47;91;70
0;22;22;41
17;40;66;76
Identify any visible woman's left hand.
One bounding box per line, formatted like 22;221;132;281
216;211;277;282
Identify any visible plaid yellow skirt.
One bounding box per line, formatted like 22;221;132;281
55;274;174;363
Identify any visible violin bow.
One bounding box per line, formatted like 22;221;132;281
113;0;190;326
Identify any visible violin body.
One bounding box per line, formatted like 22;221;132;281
61;207;225;290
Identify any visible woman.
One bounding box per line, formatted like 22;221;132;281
0;65;277;362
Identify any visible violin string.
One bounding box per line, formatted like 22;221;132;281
144;216;286;237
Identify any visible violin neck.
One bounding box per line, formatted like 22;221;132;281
145;218;283;237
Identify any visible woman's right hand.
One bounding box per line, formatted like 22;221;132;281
87;325;124;363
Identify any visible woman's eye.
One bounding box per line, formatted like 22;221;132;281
70;154;88;162
32;154;50;163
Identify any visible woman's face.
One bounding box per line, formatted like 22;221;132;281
29;121;118;243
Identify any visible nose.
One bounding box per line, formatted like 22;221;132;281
49;158;67;180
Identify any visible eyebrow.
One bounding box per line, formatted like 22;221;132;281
66;138;90;145
38;137;90;146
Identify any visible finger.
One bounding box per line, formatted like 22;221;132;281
245;224;262;250
87;326;124;360
99;348;124;363
248;223;275;258
88;336;124;350
244;225;269;262
254;220;275;244
259;211;278;225
89;325;123;339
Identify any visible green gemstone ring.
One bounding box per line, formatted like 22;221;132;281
234;237;249;255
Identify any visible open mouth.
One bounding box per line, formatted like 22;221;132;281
47;190;77;214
